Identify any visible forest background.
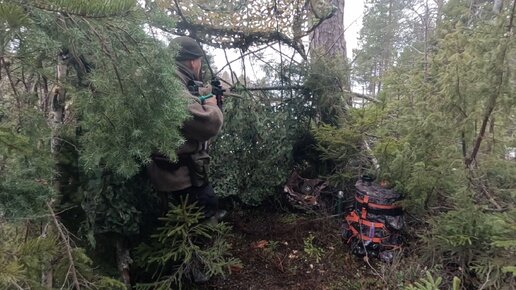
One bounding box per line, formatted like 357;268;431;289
0;0;514;289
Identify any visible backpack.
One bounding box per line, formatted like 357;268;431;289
342;176;404;262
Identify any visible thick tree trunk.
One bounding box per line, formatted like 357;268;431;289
310;0;347;61
309;0;351;121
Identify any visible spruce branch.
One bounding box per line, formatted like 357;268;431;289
467;171;503;211
26;0;135;19
82;18;126;95
0;206;78;221
12;281;24;290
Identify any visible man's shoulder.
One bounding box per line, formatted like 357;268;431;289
175;69;190;86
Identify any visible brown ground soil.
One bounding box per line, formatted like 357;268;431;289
208;209;386;290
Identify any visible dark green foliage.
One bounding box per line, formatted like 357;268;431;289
74;23;189;176
211;53;355;205
81;170;159;245
305;54;349;125
0;222;127;289
423;205;516;288
0;115;55;219
211;75;322;205
0;0;189;208
312;121;370;187
134;198;239;289
5;0;136;19
210;86;310;205
0;0;189;228
0;0;191;287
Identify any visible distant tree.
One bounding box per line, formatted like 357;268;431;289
352;0;407;96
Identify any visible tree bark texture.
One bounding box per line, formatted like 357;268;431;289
310;0;347;59
50;54;68;156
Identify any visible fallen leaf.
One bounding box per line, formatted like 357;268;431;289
252;240;268;249
230;265;243;273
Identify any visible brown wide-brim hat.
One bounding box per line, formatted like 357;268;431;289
170;36;204;61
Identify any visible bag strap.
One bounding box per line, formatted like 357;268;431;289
355;195;403;216
345;211;389;244
346;211;386;229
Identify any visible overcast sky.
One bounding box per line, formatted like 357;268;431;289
344;0;365;57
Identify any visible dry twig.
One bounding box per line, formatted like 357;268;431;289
47;202;81;290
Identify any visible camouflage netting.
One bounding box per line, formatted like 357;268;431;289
152;0;336;58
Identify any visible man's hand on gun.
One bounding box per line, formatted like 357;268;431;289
210;78;225;109
195;77;249;110
197;84;217;106
197;78;225;109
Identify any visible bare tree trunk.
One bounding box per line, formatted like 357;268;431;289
50;53;68;156
309;0;351;121
116;237;133;289
42;52;69;289
41;221;54;288
310;0;347;61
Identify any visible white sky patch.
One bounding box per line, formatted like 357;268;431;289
344;0;365;57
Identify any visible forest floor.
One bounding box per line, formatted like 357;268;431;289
209;208;389;290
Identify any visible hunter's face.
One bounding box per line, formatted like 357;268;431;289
191;58;202;80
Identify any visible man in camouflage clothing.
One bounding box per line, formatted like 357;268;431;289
147;36;223;220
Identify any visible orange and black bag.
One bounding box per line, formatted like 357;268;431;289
342;176;404;262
